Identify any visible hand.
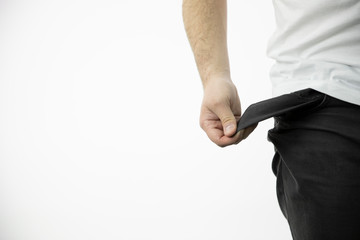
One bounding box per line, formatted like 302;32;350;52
199;78;257;147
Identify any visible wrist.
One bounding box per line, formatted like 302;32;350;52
202;70;232;89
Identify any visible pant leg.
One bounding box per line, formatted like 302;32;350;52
268;92;360;240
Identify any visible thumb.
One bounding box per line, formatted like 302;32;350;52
217;106;237;137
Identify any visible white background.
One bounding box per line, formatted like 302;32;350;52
0;0;292;239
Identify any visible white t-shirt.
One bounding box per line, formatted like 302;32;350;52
267;0;360;105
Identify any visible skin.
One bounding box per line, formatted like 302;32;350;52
182;0;257;147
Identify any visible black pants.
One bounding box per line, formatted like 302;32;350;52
239;89;360;240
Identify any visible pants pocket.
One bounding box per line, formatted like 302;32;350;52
278;89;329;120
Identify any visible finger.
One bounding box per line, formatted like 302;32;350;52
205;127;243;147
215;104;237;137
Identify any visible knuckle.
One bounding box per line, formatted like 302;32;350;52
221;116;234;124
199;120;210;131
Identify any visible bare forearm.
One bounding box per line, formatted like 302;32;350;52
182;0;230;87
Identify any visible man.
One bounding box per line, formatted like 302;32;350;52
182;1;360;239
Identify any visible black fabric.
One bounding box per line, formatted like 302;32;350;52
239;89;360;240
236;88;325;132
